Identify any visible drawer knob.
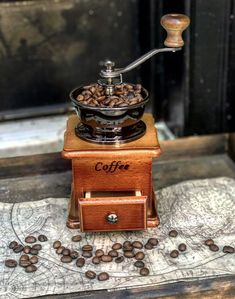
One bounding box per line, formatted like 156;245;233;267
106;213;118;224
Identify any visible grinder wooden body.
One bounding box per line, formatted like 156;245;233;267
62;113;161;232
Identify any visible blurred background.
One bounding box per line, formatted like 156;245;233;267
0;0;234;156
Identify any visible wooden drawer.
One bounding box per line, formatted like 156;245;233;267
79;192;147;232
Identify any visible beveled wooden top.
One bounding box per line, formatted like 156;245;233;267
62;113;161;159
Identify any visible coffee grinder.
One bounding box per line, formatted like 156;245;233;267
62;14;190;232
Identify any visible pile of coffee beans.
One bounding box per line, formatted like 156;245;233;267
5;234;48;273
76;83;145;108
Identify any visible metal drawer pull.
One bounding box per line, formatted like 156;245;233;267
106;213;118;224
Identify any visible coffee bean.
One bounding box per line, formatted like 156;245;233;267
92;256;100;264
30;248;38;255
5;259;17;268
123;241;132;247
108;250;118;257
95;249;104;257
135;252;145;260
71;235;82;242
147;238;158;246
115;256;124;263
61;255;72;263
134;261;145;268
53;240;61;249
101;255;112;262
178;243;187;252
209;244;219;252
25;265;37;273
9;241;18;249
132;241;143;249
62;248;70;256
38;235;48;242
82;245;93;251
13;244;24;253
32;244;42;251
25;236;37;244
112;243;122;250
144;243;153;250
82;251;92;258
123;244;133;251
56;246;65;254
70;251;79;259
20;255;29;261
169;230;178;237
77;95;84;101
223;246;234;254
98;272;109;281
204;239;214;246
19;260;31;267
23;246;31;254
76;258;85;267
140;267;149;276
30;256;38;264
170;250;179;258
85;270;96;279
124;251;135;258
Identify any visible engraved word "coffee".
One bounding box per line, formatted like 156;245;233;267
95;161;130;173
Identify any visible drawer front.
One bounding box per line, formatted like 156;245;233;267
79;196;147;232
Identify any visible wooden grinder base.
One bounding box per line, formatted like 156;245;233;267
62;113;161;232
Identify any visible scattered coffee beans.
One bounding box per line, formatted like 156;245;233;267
38;235;48;242
134;261;145;268
29;248;38;255
170;250;179;258
56;246;65;254
82;245;93;251
85;270;96;279
9;241;18;249
135;252;145;260
53;240;61;249
115;256;124;263
223;246;234;254
62;248;70;256
98;272;109;281
30;256;38;264
140;267;149;276
178;243;187;252
112;243;122;250
92;257;100;265
132;241;143;249
71;235;82;242
32;244;42;251
108;250;118;257
61;256;72;263
25;236;36;244
124;251;135;258
82;251;92;258
95;249;104;257
147;238;158;246
144;243;153;250
19;260;31;267
70;251;79;259
76;258;85;267
205;239;214;246
13;244;24;253
23;246;31;254
209;244;219;252
101;255;112;262
169;230;178;237
5;259;17;268
25;265;37;273
123;241;132;248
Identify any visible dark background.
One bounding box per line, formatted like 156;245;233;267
0;0;234;136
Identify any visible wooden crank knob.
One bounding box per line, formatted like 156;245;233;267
161;14;190;47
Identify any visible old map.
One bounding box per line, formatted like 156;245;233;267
0;177;235;298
